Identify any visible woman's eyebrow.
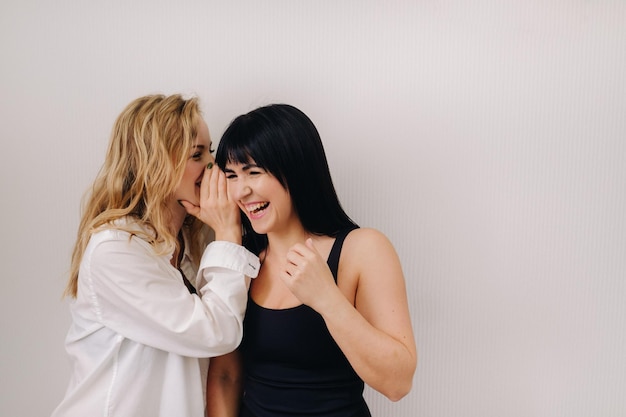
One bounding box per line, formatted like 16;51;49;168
242;163;259;171
223;163;259;173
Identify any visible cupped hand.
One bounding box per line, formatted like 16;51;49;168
179;164;242;243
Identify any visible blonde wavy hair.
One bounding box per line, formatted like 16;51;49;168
65;94;209;298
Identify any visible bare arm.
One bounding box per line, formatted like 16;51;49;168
206;350;243;417
283;228;417;401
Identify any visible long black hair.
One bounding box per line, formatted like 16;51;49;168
216;104;357;254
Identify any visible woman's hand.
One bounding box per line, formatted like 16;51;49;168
180;163;242;243
280;239;344;313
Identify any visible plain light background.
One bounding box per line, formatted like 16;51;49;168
1;1;625;416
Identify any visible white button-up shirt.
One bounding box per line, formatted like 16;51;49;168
51;220;259;417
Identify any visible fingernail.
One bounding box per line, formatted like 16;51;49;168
206;162;213;170
177;200;184;207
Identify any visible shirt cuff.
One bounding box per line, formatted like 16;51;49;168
199;241;260;278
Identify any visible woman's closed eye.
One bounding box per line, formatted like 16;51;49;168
224;162;264;179
190;144;214;160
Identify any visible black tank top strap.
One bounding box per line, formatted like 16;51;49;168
326;227;359;281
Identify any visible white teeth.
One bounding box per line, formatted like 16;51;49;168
247;202;269;213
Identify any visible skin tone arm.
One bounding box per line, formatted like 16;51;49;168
283;228;417;401
205;350;242;417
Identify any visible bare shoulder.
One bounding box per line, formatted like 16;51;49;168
341;228;409;330
343;227;399;260
340;228;403;282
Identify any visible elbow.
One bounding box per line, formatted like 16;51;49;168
371;370;414;401
212;335;243;357
212;327;244;356
384;379;413;402
381;356;417;402
197;318;244;357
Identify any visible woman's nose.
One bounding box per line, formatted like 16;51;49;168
231;180;252;200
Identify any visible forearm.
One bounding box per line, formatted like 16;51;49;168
206;376;242;417
320;295;416;401
206;352;243;417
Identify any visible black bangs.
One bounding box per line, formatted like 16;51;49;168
215;113;282;182
222;143;254;167
215;118;254;169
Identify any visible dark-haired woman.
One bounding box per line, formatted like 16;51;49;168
206;104;416;416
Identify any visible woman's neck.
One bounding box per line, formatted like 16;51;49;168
168;198;187;237
265;224;312;258
167;198;187;268
171;230;185;268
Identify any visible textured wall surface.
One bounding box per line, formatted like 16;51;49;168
1;1;625;416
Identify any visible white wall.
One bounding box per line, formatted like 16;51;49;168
1;1;625;416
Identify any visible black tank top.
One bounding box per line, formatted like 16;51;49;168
239;228;371;417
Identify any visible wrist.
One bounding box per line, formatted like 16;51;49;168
314;285;350;317
214;229;242;245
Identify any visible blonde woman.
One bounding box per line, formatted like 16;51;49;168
51;95;259;417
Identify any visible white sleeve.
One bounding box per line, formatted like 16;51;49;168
81;231;259;358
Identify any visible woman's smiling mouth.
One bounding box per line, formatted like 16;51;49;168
247;202;269;214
